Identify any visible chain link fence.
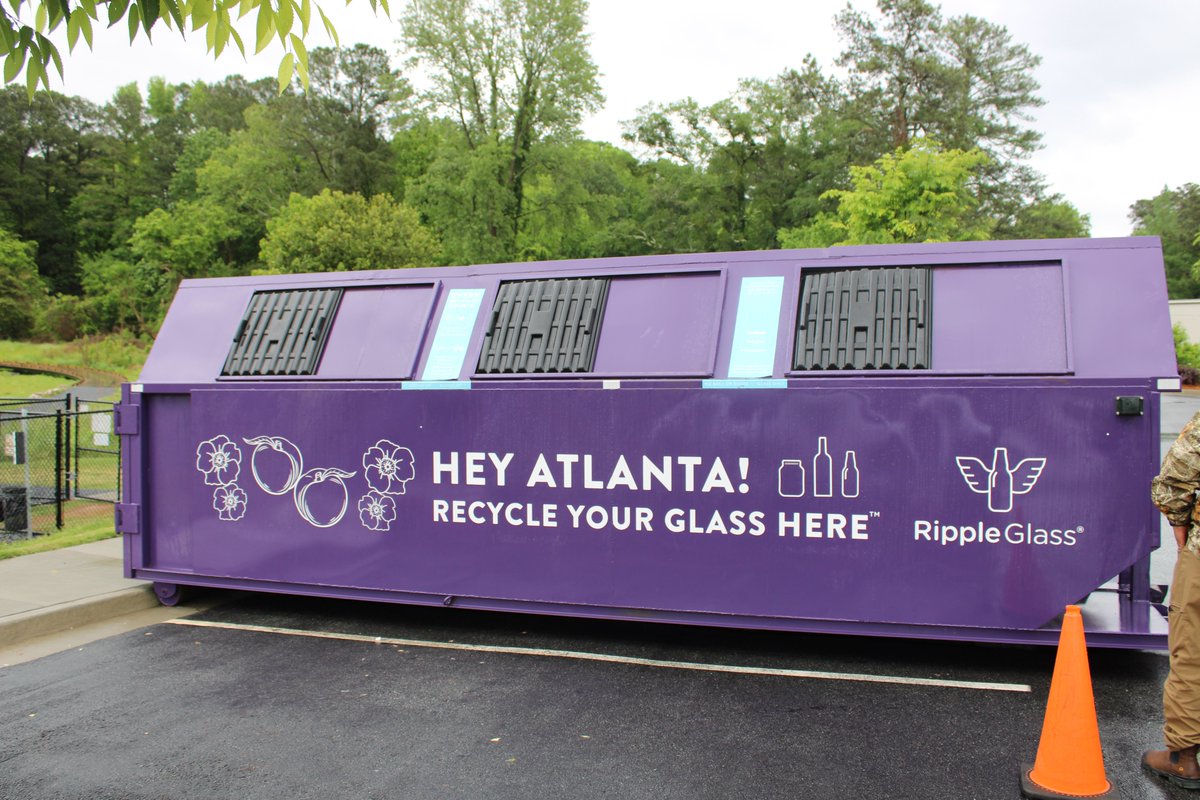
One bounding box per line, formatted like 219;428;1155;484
0;396;119;541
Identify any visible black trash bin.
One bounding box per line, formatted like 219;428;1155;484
1;486;27;532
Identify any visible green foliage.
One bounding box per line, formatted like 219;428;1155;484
516;141;650;260
259;189;440;273
0;227;47;338
624;62;854;253
834;0;1042;159
167;127;231;204
834;0;1046;226
0;333;150;380
0;86;94;292
388;118;452;200
1175;324;1200;370
35;292;90;340
998;195;1091;240
77;251;163;333
0;0;391;98
196;103;324;217
182;75;276;133
402;0;603;261
779;139;991;247
0;367;70;397
0;512;116;560
1130;183;1200;299
72;329;152;376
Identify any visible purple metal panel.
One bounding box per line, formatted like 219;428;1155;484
592;272;724;377
144;393;197;574
931;263;1069;373
1064;244;1177;379
136;381;1158;636
316;285;437;380
118;384;142;578
140;285;255;383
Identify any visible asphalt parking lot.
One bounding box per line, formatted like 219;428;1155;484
1;394;1198;800
0;591;1188;800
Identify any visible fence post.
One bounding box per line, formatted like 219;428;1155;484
66;393;74;500
73;396;80;501
21;409;31;538
55;410;63;530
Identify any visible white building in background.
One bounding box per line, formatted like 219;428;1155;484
1170;300;1200;343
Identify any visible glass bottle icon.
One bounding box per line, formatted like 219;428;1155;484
813;436;833;497
778;460;806;497
841;450;859;498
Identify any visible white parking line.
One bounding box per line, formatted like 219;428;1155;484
166;618;1032;693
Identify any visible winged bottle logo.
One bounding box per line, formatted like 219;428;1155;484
956;447;1046;513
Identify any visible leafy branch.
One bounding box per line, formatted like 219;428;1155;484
0;0;390;98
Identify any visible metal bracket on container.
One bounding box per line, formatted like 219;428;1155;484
1114;396;1144;416
115;502;141;534
115;403;141;435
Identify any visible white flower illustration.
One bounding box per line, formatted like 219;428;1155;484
213;484;248;522
197;435;242;487
358;491;397;532
363;440;415;495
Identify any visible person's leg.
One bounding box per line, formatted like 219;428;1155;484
1144;547;1200;787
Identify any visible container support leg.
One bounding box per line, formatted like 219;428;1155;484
1118;553;1153;633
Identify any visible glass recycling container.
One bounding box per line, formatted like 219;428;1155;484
117;237;1178;648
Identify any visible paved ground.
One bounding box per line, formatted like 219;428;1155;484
0;593;1184;800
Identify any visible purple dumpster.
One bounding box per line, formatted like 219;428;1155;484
118;236;1178;648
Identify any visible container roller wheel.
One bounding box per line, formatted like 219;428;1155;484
153;582;185;607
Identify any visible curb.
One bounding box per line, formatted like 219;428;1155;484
0;584;158;648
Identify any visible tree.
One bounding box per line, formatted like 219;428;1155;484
835;0;1045;225
516;140;649;260
0;85;96;292
835;0;1042;160
190;102;326;248
282;44;411;197
778;139;991;247
1000;195;1090;241
259;189;440;273
77;251;163;332
624;61;857;252
0;0;387;97
167;127;231;205
0;227;47;338
402;0;602;262
183;75;277;134
1130;184;1200;298
70;81;187;257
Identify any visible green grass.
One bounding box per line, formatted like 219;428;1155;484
0;334;151;382
0;369;73;398
0;511;117;560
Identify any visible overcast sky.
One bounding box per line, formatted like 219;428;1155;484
45;0;1200;238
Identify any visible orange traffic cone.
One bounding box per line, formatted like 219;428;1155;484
1019;605;1119;799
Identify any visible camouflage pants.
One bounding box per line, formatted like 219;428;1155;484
1166;547;1200;749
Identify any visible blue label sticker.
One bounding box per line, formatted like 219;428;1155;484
403;381;473;391
702;379;788;390
727;276;785;378
421;288;486;381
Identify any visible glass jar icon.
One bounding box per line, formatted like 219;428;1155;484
778;460;806;497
